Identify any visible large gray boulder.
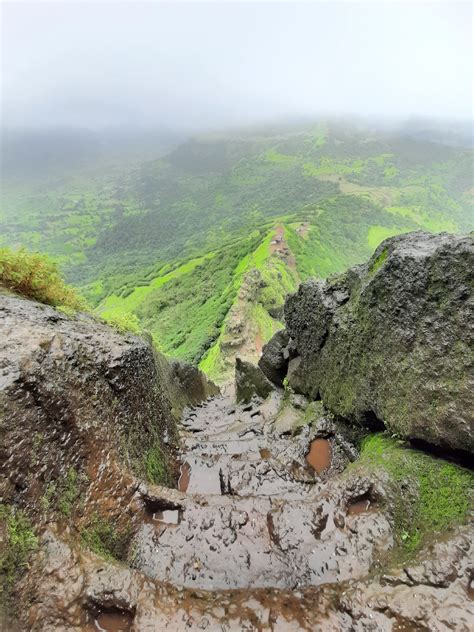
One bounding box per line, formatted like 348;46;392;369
258;329;292;385
284;231;474;453
0;293;213;516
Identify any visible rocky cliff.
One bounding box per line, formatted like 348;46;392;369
0;293;216;591
276;231;473;454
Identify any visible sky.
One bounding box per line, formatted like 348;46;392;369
1;1;472;131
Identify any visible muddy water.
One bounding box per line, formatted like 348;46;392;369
178;461;191;492
348;499;372;514
305;438;332;474
88;611;133;632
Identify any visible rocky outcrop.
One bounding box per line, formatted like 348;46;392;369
0;293;214;524
258;328;295;385
284;232;474;453
167;360;219;410
235;357;276;403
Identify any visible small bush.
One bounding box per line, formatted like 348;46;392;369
102;312;142;335
0;247;87;311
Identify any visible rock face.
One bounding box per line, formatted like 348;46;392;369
258;328;293;385
0;293;213;521
284;232;474;453
235;357;276;403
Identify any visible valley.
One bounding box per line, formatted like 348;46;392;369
2;121;471;381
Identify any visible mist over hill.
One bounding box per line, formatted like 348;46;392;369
1;119;472;376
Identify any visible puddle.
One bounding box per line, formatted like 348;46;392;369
306;438;332;474
143;496;182;525
88;609;134;632
150;509;181;525
260;448;271;460
347;494;375;515
178;462;191;492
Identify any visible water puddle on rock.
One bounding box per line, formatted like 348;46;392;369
150;509;181;524
178;461;191;492
88;610;134;632
347;498;373;515
306;438;332;474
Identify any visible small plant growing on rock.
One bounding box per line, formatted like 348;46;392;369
0;247;87;311
0;505;38;594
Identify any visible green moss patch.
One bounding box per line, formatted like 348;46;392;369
369;247;388;274
81;513;132;561
144;440;171;486
354;434;473;554
0;505;38;596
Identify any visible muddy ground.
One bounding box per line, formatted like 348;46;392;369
11;388;473;631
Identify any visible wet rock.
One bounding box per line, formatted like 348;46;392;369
258;329;291;385
235;357;276;403
168;360;220;408
336;526;474;631
285;231;474;453
0;293;182;520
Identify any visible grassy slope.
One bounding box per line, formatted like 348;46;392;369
1;122;472;378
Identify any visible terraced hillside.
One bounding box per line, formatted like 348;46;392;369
1;121;473;380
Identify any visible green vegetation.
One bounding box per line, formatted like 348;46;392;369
144;440;170;486
40;467;87;516
369;247;388;274
103;312;142;335
1;122;472;380
0;247;87;311
81;513;132;561
0;505;38;596
353;435;474;554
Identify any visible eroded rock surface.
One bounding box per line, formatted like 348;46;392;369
284;231;474;453
0;292;214;542
235;357;276;403
14;388;473;631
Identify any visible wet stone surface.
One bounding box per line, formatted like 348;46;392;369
20;389;474;631
129;391;392;591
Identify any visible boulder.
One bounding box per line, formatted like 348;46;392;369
0;293;212;516
168;360;220;409
235;357;275;403
284;231;474;453
258;329;291;385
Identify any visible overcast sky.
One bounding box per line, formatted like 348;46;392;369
1;1;472;131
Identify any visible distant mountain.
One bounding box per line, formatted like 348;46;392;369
1;120;472;378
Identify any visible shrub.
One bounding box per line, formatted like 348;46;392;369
102;312;142;335
0;247;87;311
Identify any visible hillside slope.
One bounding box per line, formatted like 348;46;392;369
1;121;473;380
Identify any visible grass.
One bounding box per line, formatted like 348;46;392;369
0;247;87;311
81;513;132;561
103;312;142;335
369;247;388;274
0;505;38;596
144;440;171;486
353;434;474;555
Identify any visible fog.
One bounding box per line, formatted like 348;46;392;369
1;1;472;132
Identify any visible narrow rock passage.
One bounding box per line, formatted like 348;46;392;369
27;389;474;631
130;390;392;593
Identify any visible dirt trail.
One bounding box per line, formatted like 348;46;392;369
270;224;296;269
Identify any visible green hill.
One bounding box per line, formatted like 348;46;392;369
1;121;472;381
